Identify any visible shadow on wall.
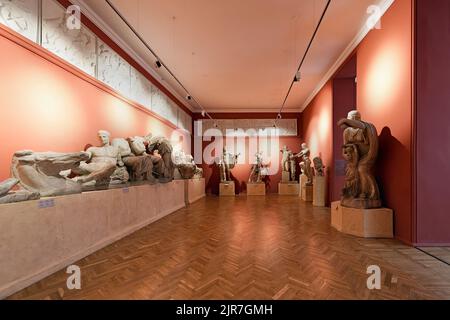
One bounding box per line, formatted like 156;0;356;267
376;127;409;210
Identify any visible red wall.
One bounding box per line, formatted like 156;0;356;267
302;81;333;204
356;0;413;244
415;0;450;245
193;113;303;194
0;26;190;182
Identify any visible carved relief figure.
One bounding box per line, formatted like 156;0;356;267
296;143;313;186
218;147;239;182
338;110;381;209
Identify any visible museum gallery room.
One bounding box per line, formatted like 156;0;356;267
0;0;449;302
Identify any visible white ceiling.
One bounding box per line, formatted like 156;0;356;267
77;0;392;113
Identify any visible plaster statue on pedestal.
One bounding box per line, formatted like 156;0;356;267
145;135;175;182
280;146;297;182
11;150;92;197
218;147;239;182
296;143;313;186
337;110;381;209
249;152;268;183
313;157;325;176
0;178;40;204
71;130;126;187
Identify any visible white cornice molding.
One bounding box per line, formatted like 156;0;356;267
72;0;196;113
299;0;395;112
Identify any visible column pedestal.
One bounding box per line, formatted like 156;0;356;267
219;181;235;196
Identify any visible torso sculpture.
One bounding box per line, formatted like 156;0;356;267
72;130;126;186
281;146;296;182
218;147;239;182
296;143;313;186
338;110;381;209
248;152;268;183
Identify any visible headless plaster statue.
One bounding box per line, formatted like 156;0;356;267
248;152;268;183
218;147;239;182
281;146;296;182
338;110;381;209
11;150;91;197
0;178;40;204
146;135;175;182
296;143;313;186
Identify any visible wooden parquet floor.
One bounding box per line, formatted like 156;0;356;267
8;195;450;300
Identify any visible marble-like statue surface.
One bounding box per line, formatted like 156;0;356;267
172;148;203;179
296;143;313;186
313;157;325;177
72;130;126;186
338;110;381;209
218;147;239;182
146;135;175;182
11;150;91;197
248;152;268;183
0;178;40;204
280;146;297;182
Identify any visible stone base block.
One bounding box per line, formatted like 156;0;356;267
185;178;206;205
281;172;291;183
220;182;235;196
247;183;265;196
278;183;300;195
331;201;393;238
301;185;313;202
313;176;326;207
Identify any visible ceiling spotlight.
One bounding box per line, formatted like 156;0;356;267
201;110;206;117
277;114;282;120
294;71;301;82
213;122;219;128
186;95;192;101
155;60;162;68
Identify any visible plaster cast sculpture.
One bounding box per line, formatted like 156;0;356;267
11;150;91;197
71;130;125;187
0;178;39;204
218;147;240;182
338;110;381;209
296;143;313;186
145;135;175;182
313;157;325;176
248;152;268;183
172;149;203;179
280;146;297;182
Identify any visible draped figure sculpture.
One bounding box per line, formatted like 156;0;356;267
280;146;296;182
337;110;381;209
248;152;268;183
296;143;313;186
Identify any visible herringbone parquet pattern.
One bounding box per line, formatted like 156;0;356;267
8;195;450;300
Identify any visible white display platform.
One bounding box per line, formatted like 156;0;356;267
185;178;206;204
0;180;185;299
313;176;326;207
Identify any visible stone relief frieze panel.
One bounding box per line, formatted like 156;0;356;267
200;119;298;136
130;67;152;110
0;0;38;42
41;0;96;76
97;40;131;97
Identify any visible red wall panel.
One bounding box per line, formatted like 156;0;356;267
415;0;450;245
